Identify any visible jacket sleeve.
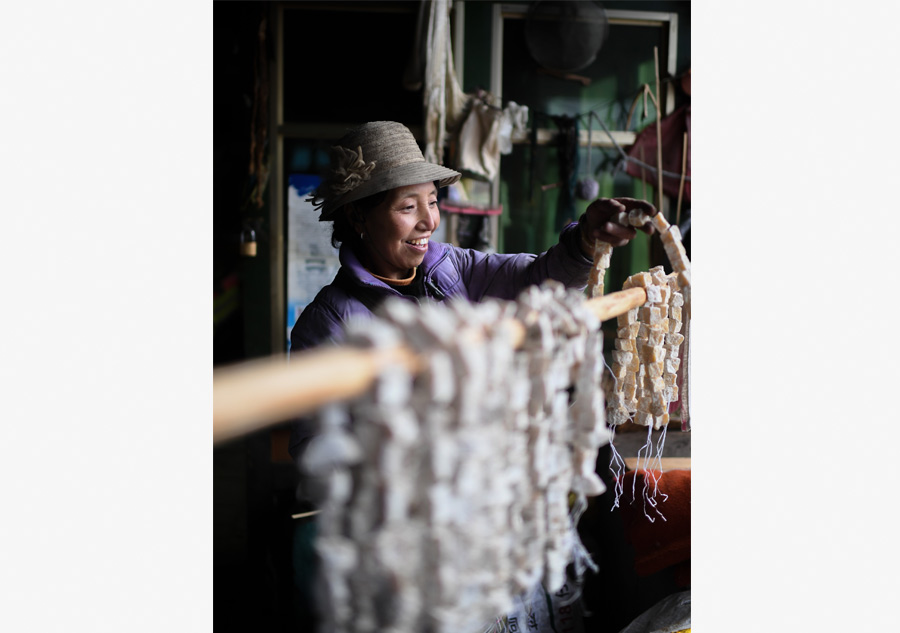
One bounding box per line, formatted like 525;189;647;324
289;299;346;353
452;222;593;302
287;292;351;463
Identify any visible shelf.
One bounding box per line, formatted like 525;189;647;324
511;127;636;148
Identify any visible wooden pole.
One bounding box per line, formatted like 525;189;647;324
676;131;688;226
213;287;648;444
639;145;647;203
653;47;665;218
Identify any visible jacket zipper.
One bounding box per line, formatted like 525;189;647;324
423;249;451;301
424;277;445;300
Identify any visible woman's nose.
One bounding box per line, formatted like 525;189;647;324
418;201;438;230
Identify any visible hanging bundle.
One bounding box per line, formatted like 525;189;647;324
300;281;610;633
587;208;691;516
603;266;684;520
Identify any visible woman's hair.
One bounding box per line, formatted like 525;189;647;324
330;189;389;249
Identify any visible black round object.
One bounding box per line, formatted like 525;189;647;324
524;1;609;73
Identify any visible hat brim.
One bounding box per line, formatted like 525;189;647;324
319;162;461;221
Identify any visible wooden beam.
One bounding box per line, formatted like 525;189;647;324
624;457;691;472
213;286;648;444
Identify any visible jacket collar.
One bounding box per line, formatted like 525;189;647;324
339;240;449;288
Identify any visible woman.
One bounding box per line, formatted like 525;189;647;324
287;121;661;627
289;120;655;354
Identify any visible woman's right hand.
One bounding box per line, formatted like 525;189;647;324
580;197;657;248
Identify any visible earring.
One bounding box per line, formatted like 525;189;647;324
359;232;365;241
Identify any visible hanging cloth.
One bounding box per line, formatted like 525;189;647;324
624;105;691;202
451;93;528;182
454;93;503;181
422;0;468;165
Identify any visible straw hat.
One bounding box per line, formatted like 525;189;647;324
309;121;461;221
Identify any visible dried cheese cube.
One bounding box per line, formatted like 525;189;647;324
664;241;689;269
614;338;635;351
594;252;611;268
594;241;612;256
678;268;691;288
662;225;682;244
671;292;684;307
634;411;654;426
658;285;671;304
610;362;628;379
654;413;669;430
651;213;670;232
607;407;630;425
611;350;633;365
665;333;685;347
628;209;649;227
645;284;663;303
627;354;640;372
666;272;680;288
670;306;682;322
668;319;683;333
665;357;681;374
650;267;668;285
639;306;662;324
630;272;652;288
648;329;665;347
644;376;665;393
616;308;639;326
647;361;663;379
608;391;626;408
640;345;664;363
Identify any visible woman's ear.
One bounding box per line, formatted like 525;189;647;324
345;203;365;234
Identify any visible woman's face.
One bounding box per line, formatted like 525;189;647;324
355;182;440;280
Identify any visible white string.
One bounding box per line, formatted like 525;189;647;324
607;427;627;510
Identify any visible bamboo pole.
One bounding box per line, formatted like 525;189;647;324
213;286;648;445
676;131;688;227
653;46;665;219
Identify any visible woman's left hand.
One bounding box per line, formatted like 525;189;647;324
579;197;657;250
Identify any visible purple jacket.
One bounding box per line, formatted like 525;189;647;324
289;222;592;353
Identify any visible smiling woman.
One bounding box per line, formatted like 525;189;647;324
289;120;655;387
289;120;656;361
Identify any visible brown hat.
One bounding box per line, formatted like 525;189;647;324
308;121;461;221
